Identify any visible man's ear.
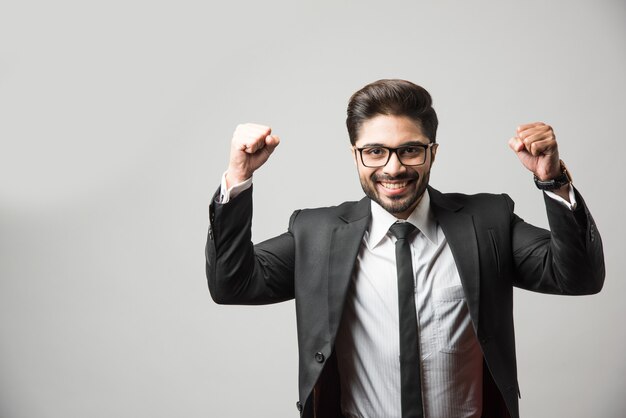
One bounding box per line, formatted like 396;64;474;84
351;146;358;166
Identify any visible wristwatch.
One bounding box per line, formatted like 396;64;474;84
534;160;573;190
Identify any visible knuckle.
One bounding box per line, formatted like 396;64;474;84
259;129;270;137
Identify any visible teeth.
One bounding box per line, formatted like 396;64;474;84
381;182;408;189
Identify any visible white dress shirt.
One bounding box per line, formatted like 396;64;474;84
334;192;484;418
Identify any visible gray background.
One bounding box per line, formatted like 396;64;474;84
1;0;624;417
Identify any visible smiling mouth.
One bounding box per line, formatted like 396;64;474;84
380;181;409;189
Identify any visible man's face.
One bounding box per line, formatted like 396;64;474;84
353;114;437;219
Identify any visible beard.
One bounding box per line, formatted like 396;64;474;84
359;170;430;216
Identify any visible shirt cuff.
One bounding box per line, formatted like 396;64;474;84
544;185;577;210
218;171;252;203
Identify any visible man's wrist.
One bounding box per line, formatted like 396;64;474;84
225;170;252;189
534;160;572;191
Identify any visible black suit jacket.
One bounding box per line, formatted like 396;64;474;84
206;185;604;418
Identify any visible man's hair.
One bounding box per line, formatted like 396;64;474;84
346;79;438;145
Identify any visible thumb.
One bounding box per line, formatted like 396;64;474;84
508;136;525;153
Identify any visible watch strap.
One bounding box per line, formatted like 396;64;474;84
534;160;572;190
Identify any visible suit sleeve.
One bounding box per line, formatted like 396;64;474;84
206;185;297;305
508;187;605;295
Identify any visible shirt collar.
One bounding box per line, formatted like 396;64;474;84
367;189;438;248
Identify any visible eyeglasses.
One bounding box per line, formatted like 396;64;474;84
354;143;436;168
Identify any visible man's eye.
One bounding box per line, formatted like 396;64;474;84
401;146;422;155
365;147;385;156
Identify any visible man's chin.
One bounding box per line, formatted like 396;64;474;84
370;193;418;215
360;177;428;216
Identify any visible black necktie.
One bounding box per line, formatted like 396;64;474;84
389;222;423;418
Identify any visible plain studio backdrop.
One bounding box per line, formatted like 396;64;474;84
1;1;624;417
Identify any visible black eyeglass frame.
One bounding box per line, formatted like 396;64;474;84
354;143;437;168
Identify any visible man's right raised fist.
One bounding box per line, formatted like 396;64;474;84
226;123;280;188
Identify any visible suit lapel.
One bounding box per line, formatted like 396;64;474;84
327;197;371;342
429;187;481;330
325;188;481;338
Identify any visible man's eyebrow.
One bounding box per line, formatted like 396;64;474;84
401;140;430;146
359;140;429;148
359;142;386;148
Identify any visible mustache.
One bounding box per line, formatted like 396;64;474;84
371;172;419;182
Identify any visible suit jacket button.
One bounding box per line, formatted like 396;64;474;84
314;352;325;363
590;224;596;241
296;401;303;412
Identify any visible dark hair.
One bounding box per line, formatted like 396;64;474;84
346;79;438;145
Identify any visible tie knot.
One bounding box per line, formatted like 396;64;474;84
389;222;417;240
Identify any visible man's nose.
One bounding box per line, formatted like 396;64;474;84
382;151;406;176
